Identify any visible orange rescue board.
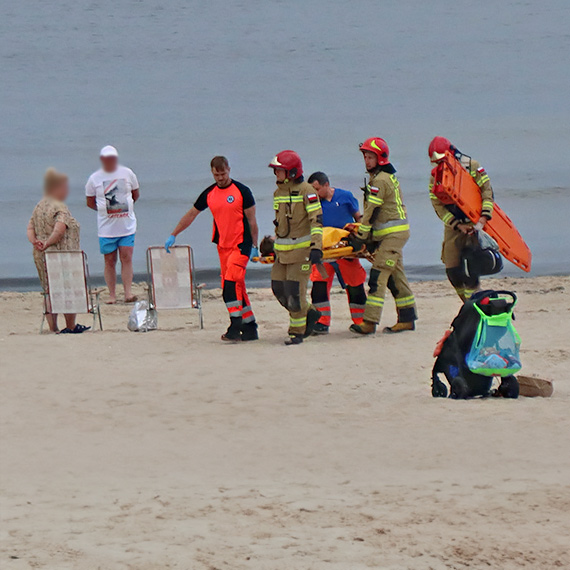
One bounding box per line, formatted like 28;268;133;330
435;151;532;272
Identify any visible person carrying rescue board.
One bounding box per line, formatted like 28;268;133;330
269;150;323;345
307;171;367;334
428;136;494;301
348;137;417;335
164;156;260;342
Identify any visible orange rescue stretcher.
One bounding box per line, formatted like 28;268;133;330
253;226;371;264
434;151;532;272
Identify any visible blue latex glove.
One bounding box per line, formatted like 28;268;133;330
250;246;259;261
165;235;176;253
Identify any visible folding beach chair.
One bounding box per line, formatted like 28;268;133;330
146;245;204;329
41;250;102;332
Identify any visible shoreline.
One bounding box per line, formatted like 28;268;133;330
2;266;569;293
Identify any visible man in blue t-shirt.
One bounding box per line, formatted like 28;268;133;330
307;172;367;334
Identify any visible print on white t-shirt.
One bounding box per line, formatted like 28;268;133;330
103;178;130;217
86;165;139;238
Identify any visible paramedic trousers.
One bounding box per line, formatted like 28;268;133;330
271;260;313;335
310;259;367;326
364;230;417;325
218;247;255;324
441;225;480;301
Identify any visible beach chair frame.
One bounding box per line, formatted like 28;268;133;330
146;245;204;329
41;250;103;333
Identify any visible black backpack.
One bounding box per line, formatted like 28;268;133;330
431;290;519;399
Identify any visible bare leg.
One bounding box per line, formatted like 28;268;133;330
46;313;59;332
104;250;118;303
118;246;134;301
64;314;76;330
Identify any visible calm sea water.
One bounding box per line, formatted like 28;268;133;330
1;0;569;287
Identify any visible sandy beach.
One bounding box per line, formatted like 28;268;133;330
1;275;569;569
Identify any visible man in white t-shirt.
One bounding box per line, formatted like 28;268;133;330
86;145;140;304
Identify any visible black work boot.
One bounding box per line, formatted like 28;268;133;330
284;334;304;346
241;321;259;341
311;322;329;335
304;308;321;338
221;317;242;342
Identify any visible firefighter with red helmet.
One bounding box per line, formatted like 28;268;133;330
428;136;495;301
349;137;417;335
269;150;323;345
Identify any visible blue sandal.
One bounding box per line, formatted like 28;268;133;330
59;324;91;334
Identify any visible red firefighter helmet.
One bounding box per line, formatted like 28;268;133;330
359;137;390;166
268;150;303;179
428;136;453;163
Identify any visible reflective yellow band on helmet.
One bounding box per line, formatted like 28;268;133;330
395;295;415;307
366;295;384;307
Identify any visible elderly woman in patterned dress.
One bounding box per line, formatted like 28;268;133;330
27;168;89;333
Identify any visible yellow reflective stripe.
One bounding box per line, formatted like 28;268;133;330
390;174;406;219
368;195;384;206
274;240;312;251
482;200;494;211
359;224;372;233
395;295;415;307
429;192;439;200
442;212;455;224
289;316;307;326
273;195;304;204
311;227;323;235
372;223;410;237
275;195;302;202
305;203;321;213
477;175;490;187
366;295;384;307
428;182;434;190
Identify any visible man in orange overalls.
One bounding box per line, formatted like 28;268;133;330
165;156;259;342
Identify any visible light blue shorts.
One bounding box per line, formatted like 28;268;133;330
99;233;135;255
